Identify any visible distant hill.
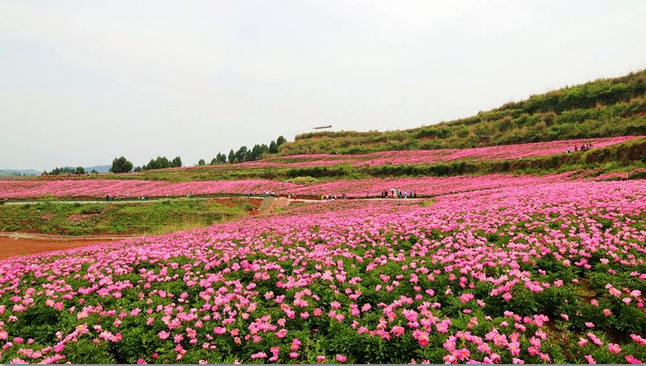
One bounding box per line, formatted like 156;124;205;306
280;70;646;155
83;165;111;173
0;169;41;176
0;165;112;176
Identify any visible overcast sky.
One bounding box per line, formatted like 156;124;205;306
1;0;645;170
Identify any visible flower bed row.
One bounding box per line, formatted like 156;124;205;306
251;136;641;168
0;180;298;200
0;174;576;200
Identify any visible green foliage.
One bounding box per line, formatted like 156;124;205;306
44;166;76;175
0;198;255;236
142;156;182;170
286;176;319;185
110;156;133;173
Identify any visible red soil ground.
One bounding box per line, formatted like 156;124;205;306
0;236;104;260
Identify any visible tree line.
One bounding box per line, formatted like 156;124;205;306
197;135;287;166
43;166;98;175
47;135;289;175
108;135;287;173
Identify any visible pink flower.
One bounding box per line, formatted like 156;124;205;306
590;299;599;306
316;355;327;362
608;343;621;354
336;354;347;363
584;355;596;364
157;331;170;340
626;355;643;364
276;329;288;338
251;352;267;360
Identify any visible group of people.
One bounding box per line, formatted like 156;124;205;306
381;189;417;199
105;194;146;201
566;143;594;154
323;194;346;200
256;192;300;200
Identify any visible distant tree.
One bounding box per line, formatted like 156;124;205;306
172;156;182;168
133;166;142;172
210;157;218;165
75;166;85;174
142;156;180;170
217;153;227;164
90;169;98;174
260;143;269;156
248;144;270;161
276;135;286;146
198;159;206;166
48;167;75;175
235;146;248;163
269;140;278;154
142;159;154;170
228;150;235;164
110;156;133;173
158;156;170;169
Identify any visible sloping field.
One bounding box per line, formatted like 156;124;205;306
264;136;640;167
1;180;645;363
0;180;297;200
0;173;574;200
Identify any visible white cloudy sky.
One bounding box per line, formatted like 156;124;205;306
1;0;645;170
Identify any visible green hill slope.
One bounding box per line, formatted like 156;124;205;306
281;70;646;155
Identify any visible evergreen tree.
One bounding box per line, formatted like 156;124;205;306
217;153;227;164
235;146;248;163
172;156;182;168
269;140;278;154
110;156;133;173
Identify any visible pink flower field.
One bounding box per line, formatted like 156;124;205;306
1;180;645;363
234;136;641;169
0;174;574;200
0;180;298;200
141;136;640;172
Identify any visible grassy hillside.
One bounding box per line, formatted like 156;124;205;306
0;198;258;236
81;136;646;182
282;70;646;155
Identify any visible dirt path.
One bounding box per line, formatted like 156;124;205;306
0;236;108;260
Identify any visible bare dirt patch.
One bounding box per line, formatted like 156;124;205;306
0;236;105;260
